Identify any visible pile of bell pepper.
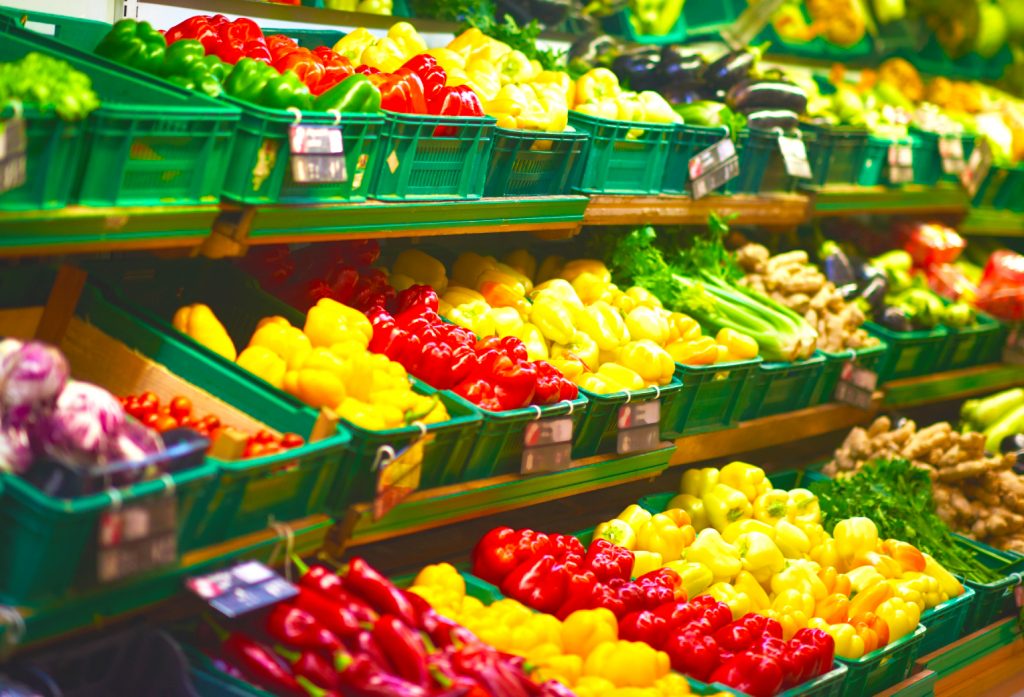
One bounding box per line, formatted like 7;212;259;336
590;462;964;659
410;563;705;697
400;249;756;395
199;556;570;696
573;68;680;125
171;296;448;432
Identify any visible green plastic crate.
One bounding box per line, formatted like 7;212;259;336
858;135;892;187
740;354;826;420
808;341;888;407
991;165;1024;213
835;624;926;697
572;377;682;458
452;393;589;481
485;126;586;196
221;100;383;205
0;463;217;606
726;128;800;195
801;124;868;188
953;534;1024;635
662;123;730;195
938;133;976;185
0;7;111;49
662;357;762;438
370;111;496;201
0;23;239;206
263;27;345;49
936;312;1006;371
0;104;85;211
919;585;975;655
865;322;950;382
568;110;673;194
894;129;941;188
683;0;743;38
601;8;687;45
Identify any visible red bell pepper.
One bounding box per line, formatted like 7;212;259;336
453;351;536;411
312;47;355;95
791;627;835;679
664;628;720;681
472;527;527;584
532;360;579;404
654;599;703;629
357;64;382;76
275;48;327;91
165;15;222;53
266;34;300;61
432;85;485;135
243;39;273;65
500;554;566;615
636;576;676;610
710;651;785;697
395;285;439;316
555;567;599;619
266;603;344;653
619;609;672;648
690;595;734;631
368;72;428;113
714;621;756;652
222;17;262;44
400;54;447;111
584;538;634;583
343;557;420;629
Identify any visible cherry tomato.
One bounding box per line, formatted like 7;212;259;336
178;415;197;429
260;442;283;456
169;396;193;420
281;433;305;448
154;415;179;432
245;442;266;458
255;429;276;445
202;415;221;430
143;412;161;428
139;391;158;408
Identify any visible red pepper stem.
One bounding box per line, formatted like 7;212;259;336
291;554;310;577
420;631;437;654
296;675;327;697
275;644;301;665
429;664;452;688
334;651;354;673
203;615;230;643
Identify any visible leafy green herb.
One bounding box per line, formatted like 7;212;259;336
810;458;1002;583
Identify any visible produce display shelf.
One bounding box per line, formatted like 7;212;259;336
915;617;1023;684
959;208;1024;237
810;185;972;218
882;363;1024;408
582;193;811;228
0;205;222;256
345;446;674;545
0;514;332;650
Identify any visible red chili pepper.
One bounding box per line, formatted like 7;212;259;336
294;587;365;639
343;557;420;628
213;624;306;697
619;609;671;648
399;54;447;110
711;651;785;697
664;628;720;681
583;538;634;583
500;555;566;615
267;603;344;653
372;615;430;686
334;652;432;697
275;645;341;690
446;644;532;697
292;556;378;623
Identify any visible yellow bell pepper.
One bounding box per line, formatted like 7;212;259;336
173;303;237;361
361;37;406;73
575;99;618;120
447;300;497;337
706;582;752;620
923;554;965;598
237;346;286;389
582;640;669;687
787;489;821;525
531;279;584;310
807;619;865;659
617;340;674;386
303;298;372;349
774;519;812;559
616;504;652;532
560;259;611;284
663;561;714;599
574;677;618;697
497;50;538;84
387;21;426;56
636;513;690;561
704;483;754;531
248;317;311;367
736;531;786;585
876;597;920;643
531;297;578;345
534;70;574;106
815;592;851;624
773;587;816;620
510;322;549;361
809;537;840;570
771;560;828;600
664;312;701;343
284;367;346;410
332;27;376;61
447;27;487;56
552;331;600;371
834;517;879;562
534;653;582;686
653;673;692;697
502;249;537;281
753;489;791;524
629;550;662;579
716;327;759;360
681;467;720;498
392;249;448;293
735;570;771;611
623;306;669;345
765;608;810;641
486;306;522;336
426;47;465;71
594;519;636;550
568;272;609;306
596;363;645;391
667;493;708;530
719;462;770;502
442;286;486;307
561;607;617;658
846;565;887;594
685;529;741;582
722;519;776;543
574;301;629;352
575;68;621;107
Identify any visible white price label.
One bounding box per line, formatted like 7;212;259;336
778;135;812;179
689;138;740;200
0;115;27;195
939;134;965;175
522;416;574;474
97;495;178;583
961;138;993;197
887;142;914;184
290;124;347;184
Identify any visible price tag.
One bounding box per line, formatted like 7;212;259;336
187;560;298;618
939;134;965;175
522;417;574;475
833;360;878;410
290;124;347;184
96;494;177;583
887;142;914;184
1004;324;1024;365
616;400;662;455
0;115;27;195
961;138;993;197
689;138;740;200
778;135;812;179
373;434;433;521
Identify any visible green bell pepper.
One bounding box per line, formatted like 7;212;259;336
224;58;276;105
161;39;204;78
312;74;381;113
260;70;314;111
95;19;166;75
201;55;229;82
673;101;746;136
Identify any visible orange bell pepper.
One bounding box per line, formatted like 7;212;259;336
848;581;893;619
819;567;852;596
815;593;851;624
882;539;927;573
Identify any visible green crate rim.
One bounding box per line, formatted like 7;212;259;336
444;390;589;423
493;126;589;144
758;353;827;372
579;375;683;407
674;355;764;378
864;321;949;342
920;584;976;624
384;110;498;129
815;340;889;362
836;624;926;666
568;109;677;136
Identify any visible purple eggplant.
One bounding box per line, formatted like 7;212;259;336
880;306;914;332
745;109;800;131
611;49;662;91
726;79;808;114
656;45;706;87
860;276;889;314
701;46;764;90
821;241;856;286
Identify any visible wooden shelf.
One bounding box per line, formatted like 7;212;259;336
883;364;1024;408
809;184;971;218
959;207;1024;237
583;193;810;228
